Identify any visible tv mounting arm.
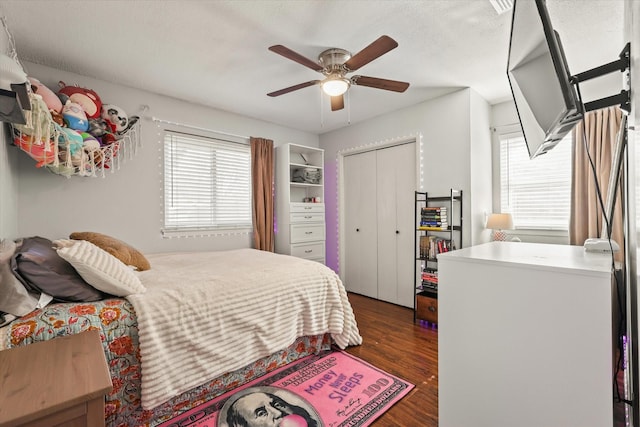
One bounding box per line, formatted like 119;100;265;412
570;43;631;247
570;42;631;113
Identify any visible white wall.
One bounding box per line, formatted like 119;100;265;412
15;62;319;253
319;88;493;273
469;90;493;244
0;123;20;242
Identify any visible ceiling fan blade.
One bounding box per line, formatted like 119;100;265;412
268;45;323;71
331;95;344;111
344;35;398;71
352;75;410;92
267;80;321;97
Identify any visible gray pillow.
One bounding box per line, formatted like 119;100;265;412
0;239;38;316
11;236;106;302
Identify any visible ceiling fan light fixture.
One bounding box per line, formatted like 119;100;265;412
321;76;350;96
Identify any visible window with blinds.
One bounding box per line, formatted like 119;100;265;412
499;132;572;230
163;130;252;235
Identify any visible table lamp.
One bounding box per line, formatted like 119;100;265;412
486;213;514;241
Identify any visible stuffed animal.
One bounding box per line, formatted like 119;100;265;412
62;100;89;131
119;115;139;136
57;126;83;156
80;132;100;152
58;81;102;119
69;231;151;271
14;133;56;167
101;104;130;133
28;77;62;113
50;110;64;126
88;117;109;137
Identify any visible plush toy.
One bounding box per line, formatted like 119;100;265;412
14;133;56;167
69;231;151;271
50;110;64;126
62;100;89;132
119;115;139;136
56;91;69;105
58;81;102;119
80;132;100;152
101;104;129;133
57;126;83;156
28;77;62;113
88;117;108;137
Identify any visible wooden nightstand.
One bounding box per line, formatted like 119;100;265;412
0;329;112;427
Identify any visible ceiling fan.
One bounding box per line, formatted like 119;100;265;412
267;35;410;111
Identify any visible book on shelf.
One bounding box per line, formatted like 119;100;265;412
418;225;449;231
421;215;447;221
420;221;448;227
418;236;453;259
421;282;438;292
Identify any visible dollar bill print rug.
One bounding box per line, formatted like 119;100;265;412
159;350;414;427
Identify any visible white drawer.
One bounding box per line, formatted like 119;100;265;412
291;242;325;260
291;212;324;223
290;203;325;213
290;223;325;243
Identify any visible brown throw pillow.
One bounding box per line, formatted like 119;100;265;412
69;232;151;271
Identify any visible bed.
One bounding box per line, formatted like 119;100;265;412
0;242;362;427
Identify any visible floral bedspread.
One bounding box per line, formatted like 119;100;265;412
3;299;331;427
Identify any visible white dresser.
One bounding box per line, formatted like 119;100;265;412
275;143;325;264
438;241;614;427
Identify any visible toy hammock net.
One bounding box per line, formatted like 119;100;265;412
10;92;141;178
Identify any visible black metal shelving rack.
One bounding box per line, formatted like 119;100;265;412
413;189;463;323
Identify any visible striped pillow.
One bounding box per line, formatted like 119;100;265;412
55;239;146;297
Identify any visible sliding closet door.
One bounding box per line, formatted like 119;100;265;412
376;142;415;307
343;151;378;298
394;143;417;308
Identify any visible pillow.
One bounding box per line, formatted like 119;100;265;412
0;239;39;316
11;236;106;302
69;231;151;271
55;239;146;297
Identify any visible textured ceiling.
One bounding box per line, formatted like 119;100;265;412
0;0;625;135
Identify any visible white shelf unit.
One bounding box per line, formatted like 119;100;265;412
275;143;325;264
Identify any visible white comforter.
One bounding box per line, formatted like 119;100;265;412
127;249;362;410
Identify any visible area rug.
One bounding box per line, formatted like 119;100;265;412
159;350;414;427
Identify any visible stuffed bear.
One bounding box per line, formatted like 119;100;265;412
69;232;151;271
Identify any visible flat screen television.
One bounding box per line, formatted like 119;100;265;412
507;0;584;159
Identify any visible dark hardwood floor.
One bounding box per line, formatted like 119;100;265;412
344;292;438;427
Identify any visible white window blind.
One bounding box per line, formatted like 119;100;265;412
499;132;572;230
163;130;252;235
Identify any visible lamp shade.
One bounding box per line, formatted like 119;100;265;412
486;213;514;230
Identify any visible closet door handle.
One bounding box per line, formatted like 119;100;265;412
396;230;399;234
356;228;360;232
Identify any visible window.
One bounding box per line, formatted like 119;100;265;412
499;132;572;230
163;129;252;235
